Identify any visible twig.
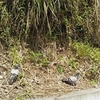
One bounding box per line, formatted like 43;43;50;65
0;53;10;62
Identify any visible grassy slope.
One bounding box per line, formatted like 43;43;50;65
1;41;100;99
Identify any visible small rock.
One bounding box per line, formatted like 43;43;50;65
0;75;3;79
50;61;57;66
3;72;6;75
93;84;98;88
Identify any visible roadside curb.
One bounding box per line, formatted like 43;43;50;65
27;88;100;100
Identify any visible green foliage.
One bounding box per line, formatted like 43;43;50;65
16;91;34;100
0;2;9;27
18;73;24;80
40;57;49;67
72;42;91;58
20;79;27;87
71;41;100;80
16;95;23;100
58;56;67;63
0;27;11;46
30;51;49;67
0;2;11;46
90;79;97;85
0;0;96;50
71;42;100;63
8;44;22;64
68;57;79;69
30;51;43;63
57;65;63;74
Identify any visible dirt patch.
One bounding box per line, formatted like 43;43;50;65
0;48;94;100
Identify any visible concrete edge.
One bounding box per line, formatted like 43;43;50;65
55;88;100;100
27;87;100;100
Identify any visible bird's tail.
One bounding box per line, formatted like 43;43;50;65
62;78;68;82
8;74;17;85
8;76;14;85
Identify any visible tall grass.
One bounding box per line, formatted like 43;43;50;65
0;0;98;50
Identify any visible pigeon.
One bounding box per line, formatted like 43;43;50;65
8;64;19;85
62;72;80;86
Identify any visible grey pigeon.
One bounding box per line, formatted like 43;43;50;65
8;64;19;85
62;72;80;86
